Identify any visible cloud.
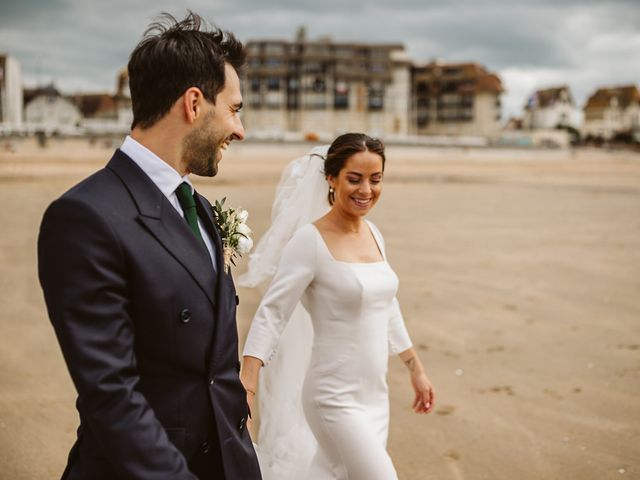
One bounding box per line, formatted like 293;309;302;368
1;0;638;120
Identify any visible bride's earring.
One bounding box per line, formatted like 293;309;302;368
329;187;335;204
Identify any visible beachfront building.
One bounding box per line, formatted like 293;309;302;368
241;29;411;137
24;84;82;133
71;69;132;133
582;85;640;140
0;54;23;128
523;85;576;129
410;61;504;138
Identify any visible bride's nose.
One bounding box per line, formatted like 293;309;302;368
358;181;372;195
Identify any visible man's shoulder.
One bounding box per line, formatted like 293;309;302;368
57;150;136;204
60;166;120;202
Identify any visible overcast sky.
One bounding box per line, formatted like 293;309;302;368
1;0;638;121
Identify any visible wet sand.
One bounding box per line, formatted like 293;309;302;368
0;140;638;479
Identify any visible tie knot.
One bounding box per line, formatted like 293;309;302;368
175;182;196;210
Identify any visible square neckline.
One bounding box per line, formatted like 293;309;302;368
311;220;386;265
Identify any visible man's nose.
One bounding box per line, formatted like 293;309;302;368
233;117;245;141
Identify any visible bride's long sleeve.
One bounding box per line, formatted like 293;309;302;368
388;297;413;355
243;225;317;365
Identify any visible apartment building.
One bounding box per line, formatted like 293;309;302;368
411;61;504;137
241;30;411;137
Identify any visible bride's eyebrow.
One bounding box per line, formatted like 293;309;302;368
346;171;383;176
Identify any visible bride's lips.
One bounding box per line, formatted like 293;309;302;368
351;196;372;208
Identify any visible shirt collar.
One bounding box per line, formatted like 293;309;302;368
120;135;193;197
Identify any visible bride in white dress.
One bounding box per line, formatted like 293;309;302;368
240;133;435;480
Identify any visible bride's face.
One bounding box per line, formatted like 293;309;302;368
328;150;384;217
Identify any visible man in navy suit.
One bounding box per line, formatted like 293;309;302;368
38;12;261;479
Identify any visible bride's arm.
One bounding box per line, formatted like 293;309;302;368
240;356;262;415
240;226;317;408
398;347;435;414
388;297;436;414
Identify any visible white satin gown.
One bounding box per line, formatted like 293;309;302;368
243;220;412;480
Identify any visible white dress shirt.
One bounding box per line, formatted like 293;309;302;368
120;135;216;270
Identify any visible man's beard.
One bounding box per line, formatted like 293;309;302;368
183;113;221;178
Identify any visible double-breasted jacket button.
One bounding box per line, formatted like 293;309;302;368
201;441;210;454
179;308;191;323
239;417;246;432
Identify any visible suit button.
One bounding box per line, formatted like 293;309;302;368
209;378;215;385
239;417;246;431
179;309;191;323
201;441;210;454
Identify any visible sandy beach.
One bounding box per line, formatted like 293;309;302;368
0;139;638;479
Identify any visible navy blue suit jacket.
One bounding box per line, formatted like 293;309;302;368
38;150;261;479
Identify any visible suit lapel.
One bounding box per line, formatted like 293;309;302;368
195;192;236;367
195;194;224;277
107;150;216;307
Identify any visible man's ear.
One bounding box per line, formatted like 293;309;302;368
182;87;203;124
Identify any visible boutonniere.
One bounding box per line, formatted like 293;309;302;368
212;198;253;274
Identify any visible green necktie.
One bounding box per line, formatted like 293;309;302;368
175;182;206;247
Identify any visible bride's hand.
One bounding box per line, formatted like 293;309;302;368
245;389;256;437
411;371;435;414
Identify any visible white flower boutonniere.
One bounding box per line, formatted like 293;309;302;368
212;198;253;274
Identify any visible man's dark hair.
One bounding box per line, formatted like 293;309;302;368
128;11;246;129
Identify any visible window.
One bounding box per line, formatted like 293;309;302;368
266;77;280;91
417;112;429;128
416;82;429;94
288;78;299;90
368;82;384;111
250;78;261;93
265;58;283;68
312;78;326;93
334;81;349;110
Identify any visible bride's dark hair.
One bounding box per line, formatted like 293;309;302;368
323;133;386;205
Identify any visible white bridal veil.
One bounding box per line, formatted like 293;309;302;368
238;145;330;479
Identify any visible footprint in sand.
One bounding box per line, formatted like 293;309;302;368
617;344;639;350
503;304;518;311
436;405;456;416
444;450;461;461
488;385;515;396
486;345;505;353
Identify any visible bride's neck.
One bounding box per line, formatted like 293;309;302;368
325;208;365;234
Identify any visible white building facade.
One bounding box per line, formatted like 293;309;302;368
0;54;23;128
523;86;577;130
24;85;82;133
583;85;640;140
